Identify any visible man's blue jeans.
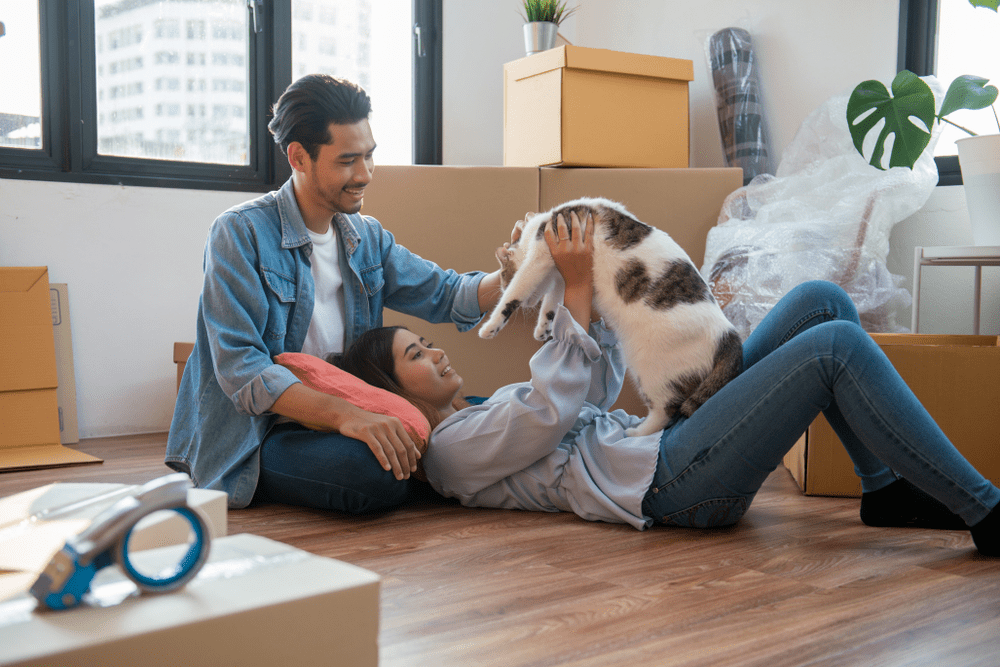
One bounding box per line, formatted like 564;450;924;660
643;280;1000;529
257;423;412;514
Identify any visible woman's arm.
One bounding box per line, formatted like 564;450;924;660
423;305;602;499
585;319;627;411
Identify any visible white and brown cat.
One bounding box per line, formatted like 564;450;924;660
480;197;742;437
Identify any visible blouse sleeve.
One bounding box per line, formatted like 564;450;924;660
421;305;602;499
584;318;626;411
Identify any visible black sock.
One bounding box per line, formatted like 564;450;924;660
860;479;967;530
971;504;1000;556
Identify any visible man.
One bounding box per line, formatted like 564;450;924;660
166;75;502;513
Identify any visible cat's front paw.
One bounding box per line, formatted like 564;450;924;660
479;321;502;339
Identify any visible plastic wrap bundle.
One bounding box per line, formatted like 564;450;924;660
701;78;946;338
709;28;771;185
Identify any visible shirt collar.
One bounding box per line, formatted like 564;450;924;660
276;177;361;254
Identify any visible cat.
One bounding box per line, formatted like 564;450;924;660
480;196;743;437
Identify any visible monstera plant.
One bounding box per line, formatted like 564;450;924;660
847;0;999;170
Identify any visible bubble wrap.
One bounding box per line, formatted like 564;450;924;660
701;78;945;338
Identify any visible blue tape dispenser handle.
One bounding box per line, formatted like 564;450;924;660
29;473;212;610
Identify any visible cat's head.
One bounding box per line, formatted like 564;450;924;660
495;214;540;290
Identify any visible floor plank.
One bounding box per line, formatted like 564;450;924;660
3;434;999;667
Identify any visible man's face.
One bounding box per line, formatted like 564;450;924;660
294;119;376;217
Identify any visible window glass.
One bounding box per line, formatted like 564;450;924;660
94;0;249;164
934;2;1000;156
291;0;413;165
0;1;43;150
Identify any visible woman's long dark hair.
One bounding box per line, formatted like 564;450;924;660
327;326;463;431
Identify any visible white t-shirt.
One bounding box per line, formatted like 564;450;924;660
300;224;346;358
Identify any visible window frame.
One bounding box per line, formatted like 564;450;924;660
898;0;963;185
0;0;441;192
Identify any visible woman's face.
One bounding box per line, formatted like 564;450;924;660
391;329;464;411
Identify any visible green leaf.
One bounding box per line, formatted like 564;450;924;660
939;74;999;118
847;70;936;170
969;0;999;10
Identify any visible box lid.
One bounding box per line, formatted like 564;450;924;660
506;45;694;83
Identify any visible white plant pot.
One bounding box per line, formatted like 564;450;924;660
957;134;1000;246
523;22;557;56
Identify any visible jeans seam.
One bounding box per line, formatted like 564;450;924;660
778;308;836;346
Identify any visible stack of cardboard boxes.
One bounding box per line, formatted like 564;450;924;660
0;267;97;471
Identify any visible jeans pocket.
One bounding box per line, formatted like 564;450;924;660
659;496;749;528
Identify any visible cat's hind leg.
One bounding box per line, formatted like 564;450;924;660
678;329;743;417
532;274;564;341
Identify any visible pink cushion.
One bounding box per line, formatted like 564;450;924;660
273;352;431;447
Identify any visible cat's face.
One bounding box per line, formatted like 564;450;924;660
496;215;537;290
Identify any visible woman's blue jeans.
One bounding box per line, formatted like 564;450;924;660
256;423;412;514
642;280;1000;529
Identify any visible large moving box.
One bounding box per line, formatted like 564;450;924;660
0;534;379;667
504;46;694;168
0;268;99;471
784;334;1000;497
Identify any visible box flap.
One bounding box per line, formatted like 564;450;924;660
506;45;694;83
0;267;47;294
871;333;1000;348
0;443;102;472
0;267;52;327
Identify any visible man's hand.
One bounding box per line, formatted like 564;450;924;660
271;383;421;480
336;405;422;480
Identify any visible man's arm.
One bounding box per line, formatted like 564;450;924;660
270;382;420;480
477;269;503;314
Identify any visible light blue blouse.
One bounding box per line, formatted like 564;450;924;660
421;306;662;530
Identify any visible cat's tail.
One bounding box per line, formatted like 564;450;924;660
679;328;743;417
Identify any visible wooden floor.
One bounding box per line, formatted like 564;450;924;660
5;433;1000;667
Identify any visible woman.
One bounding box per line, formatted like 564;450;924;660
335;211;1000;555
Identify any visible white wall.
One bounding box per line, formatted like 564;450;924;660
1;0;995;438
0;180;254;437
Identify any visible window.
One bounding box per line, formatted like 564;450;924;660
0;0;42;151
0;0;442;191
291;0;413;165
900;0;1000;185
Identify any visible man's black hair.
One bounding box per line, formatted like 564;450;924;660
267;74;372;160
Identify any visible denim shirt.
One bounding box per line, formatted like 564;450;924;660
166;178;486;508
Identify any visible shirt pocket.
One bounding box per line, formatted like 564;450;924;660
261;267;297;303
260;268;297;341
358;264;384;297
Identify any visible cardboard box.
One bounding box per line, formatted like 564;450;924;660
0;534;380;667
784;334;1000;497
173;342;194;392
504;45;694;168
0;482;228;604
362;165;544;404
50;284;79;445
0;268;100;471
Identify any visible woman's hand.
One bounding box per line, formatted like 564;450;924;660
544;210;595;329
